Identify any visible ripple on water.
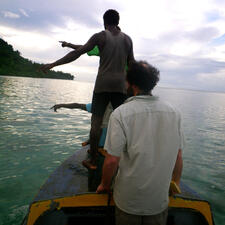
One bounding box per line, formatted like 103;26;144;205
0;77;224;225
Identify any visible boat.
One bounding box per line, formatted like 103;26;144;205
21;145;215;225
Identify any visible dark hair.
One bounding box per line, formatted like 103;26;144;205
126;61;160;92
103;9;119;26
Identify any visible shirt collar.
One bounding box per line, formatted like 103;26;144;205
125;95;159;103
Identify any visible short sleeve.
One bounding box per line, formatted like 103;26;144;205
178;115;185;150
104;112;126;157
86;103;92;113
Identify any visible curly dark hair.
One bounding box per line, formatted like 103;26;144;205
126;61;160;92
103;9;120;26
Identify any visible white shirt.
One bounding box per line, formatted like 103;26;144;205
104;95;184;215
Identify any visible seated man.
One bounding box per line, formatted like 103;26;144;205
51;102;113;150
51;102;113;190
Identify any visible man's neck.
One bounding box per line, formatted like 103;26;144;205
130;85;152;96
136;91;152;96
106;25;119;34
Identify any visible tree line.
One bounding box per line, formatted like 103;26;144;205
0;38;74;80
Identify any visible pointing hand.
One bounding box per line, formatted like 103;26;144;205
40;63;54;73
50;104;61;112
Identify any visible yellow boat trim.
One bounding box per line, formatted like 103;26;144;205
169;196;213;225
27;194;213;225
27;194;113;225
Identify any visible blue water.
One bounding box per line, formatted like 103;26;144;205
0;76;224;225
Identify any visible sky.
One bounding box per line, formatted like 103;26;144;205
1;0;225;92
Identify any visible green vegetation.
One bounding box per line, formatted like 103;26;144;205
0;38;74;80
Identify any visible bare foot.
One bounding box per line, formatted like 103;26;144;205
82;159;97;170
82;140;90;146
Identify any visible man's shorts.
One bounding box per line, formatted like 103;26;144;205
91;92;127;117
115;206;168;225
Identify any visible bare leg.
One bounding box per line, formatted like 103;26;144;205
82;114;103;170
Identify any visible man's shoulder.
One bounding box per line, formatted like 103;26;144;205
120;96;180;115
92;31;105;39
122;32;132;39
111;97;181;123
122;32;133;43
111;99;135;118
91;31;106;47
155;99;181;116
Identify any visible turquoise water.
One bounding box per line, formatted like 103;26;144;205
0;76;224;225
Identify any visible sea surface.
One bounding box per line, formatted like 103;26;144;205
0;76;224;225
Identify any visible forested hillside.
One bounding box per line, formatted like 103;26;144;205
0;38;74;80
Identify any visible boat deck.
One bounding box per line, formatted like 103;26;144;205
34;146;201;203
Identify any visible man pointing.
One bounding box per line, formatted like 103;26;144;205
41;9;134;170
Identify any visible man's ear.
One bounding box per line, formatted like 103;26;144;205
132;85;139;96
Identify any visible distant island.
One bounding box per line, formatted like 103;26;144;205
0;38;74;80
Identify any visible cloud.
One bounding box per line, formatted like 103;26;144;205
2;11;20;19
0;0;117;32
133;52;225;92
186;27;219;43
0;25;56;57
198;69;225;81
19;9;29;17
153;55;225;92
205;10;223;22
197;69;225;92
135;25;223;61
210;33;225;46
1;0;225;92
0;24;99;82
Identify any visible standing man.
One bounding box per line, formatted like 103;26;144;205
41;9;134;170
97;61;184;225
